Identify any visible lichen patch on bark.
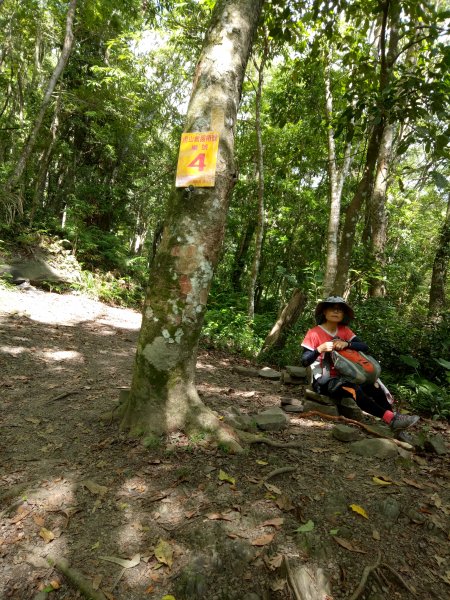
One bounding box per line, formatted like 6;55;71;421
142;337;181;370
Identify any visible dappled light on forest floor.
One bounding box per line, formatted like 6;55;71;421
1;288;449;599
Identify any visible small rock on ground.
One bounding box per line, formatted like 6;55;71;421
258;367;281;380
350;438;398;459
253;407;289;431
331;424;361;442
303;400;339;416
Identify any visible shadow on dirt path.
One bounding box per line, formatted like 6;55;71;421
1;288;449;600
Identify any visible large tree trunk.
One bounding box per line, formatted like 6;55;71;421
120;0;265;447
428;194;450;318
3;0;77;221
248;37;268;319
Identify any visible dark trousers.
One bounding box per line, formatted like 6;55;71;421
315;379;392;419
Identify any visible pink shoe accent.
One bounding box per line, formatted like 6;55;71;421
382;410;395;424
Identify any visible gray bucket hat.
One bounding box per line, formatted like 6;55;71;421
314;296;355;324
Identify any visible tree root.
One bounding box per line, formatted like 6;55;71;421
349;551;382;600
257;466;297;487
349;552;416;599
236;410;412;453
236;430;304;449
48;556;107;600
380;562;416;595
292;411;413;449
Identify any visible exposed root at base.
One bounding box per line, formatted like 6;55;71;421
349;552;416;599
48;556;107;600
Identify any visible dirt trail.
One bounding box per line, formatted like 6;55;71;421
0;287;449;600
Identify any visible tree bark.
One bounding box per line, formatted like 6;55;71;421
368;122;394;297
322;57;353;296
3;0;77;221
248;36;268;319
258;288;306;357
29;94;61;224
333;123;384;296
428;194;450;317
333;0;399;296
367;0;400;297
231;217;256;290
121;0;265;447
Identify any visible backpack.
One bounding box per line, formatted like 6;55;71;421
331;348;381;385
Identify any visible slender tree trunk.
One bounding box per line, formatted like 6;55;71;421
367;0;399;297
231;218;256;290
428;194;450;317
334;0;399;296
322;56;354;296
333;123;385;296
121;0;265;448
258;288;306;357
248;38;268;319
368;122;395;296
3;0;77;221
29;94;61;224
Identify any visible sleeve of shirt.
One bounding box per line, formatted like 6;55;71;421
349;336;369;352
301;328;319;351
301;348;319;367
339;326;356;342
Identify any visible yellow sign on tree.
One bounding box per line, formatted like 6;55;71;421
175;131;220;188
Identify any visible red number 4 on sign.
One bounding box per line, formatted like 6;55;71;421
187;153;206;171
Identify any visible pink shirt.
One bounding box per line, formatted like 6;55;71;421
302;324;356;378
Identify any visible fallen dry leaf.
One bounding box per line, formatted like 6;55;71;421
10;507;32;524
264;554;284;570
270;578;286;591
218;470;236;485
206;511;239;522
403;478;425;490
349;504;369;519
372;476;393;486
251;533;274;546
154;539;173;568
275;495;294;511
333;537;367;553
39;527;55;544
264;483;282;495
100;553;140;569
92;574;102;590
33;514;45;527
261;518;284;530
81;480;109;496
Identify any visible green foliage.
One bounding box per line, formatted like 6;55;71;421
392;375;450;420
72;269;143;307
201;308;262;357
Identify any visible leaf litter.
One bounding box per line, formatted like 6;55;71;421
0;287;449;600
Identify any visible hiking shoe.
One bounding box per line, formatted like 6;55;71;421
390;413;420;432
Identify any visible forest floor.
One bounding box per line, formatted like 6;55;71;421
0;286;449;600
